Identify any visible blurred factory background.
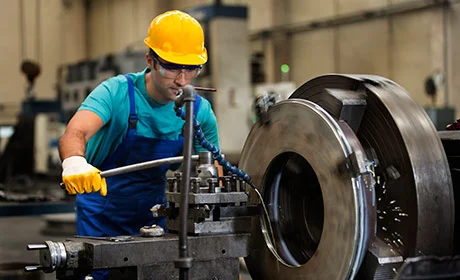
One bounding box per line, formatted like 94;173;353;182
0;0;459;279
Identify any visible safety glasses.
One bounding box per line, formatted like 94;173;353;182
150;52;202;79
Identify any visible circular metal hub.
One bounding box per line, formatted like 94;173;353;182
240;99;375;279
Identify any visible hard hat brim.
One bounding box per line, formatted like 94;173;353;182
145;39;207;66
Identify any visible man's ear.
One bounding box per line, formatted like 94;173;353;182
146;52;154;69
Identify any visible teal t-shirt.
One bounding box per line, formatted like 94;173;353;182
79;68;220;168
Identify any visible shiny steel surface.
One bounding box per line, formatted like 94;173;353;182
240;99;375;279
38;241;66;272
290;74;454;258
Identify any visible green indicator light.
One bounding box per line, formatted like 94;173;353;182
281;64;290;73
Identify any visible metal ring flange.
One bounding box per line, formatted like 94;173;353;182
240;99;375;279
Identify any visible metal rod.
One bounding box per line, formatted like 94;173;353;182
178;85;195;280
193;86;217;92
27;244;47;250
24;265;43;272
99;155;199;178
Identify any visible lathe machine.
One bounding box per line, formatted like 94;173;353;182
25;74;459;279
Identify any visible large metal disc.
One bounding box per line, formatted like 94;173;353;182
241;74;455;280
240;99;375;279
289;74;455;258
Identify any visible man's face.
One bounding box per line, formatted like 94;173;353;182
145;53;200;104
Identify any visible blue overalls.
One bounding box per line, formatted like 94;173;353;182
75;75;200;279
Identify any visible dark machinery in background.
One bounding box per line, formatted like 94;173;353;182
0;61;41;186
21;60;41;100
58;51;145;123
423;70;456;131
0;52;146;211
25;75;460;279
0;60;63;204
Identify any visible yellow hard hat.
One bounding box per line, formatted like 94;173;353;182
144;10;208;65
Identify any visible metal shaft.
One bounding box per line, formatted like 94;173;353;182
24;265;43;272
176;85;195;280
99;155;199;178
194;86;217;92
27;244;47;250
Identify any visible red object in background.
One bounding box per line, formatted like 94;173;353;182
446;119;460;130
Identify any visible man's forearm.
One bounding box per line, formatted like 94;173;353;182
58;131;87;161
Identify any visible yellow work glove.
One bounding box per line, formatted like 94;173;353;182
62;156;107;196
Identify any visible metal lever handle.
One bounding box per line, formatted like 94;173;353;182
60;155;200;189
27;244;47;250
99;155;199;178
24;265;43;272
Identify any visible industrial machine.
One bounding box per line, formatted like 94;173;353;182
59;51;146;123
25;75;459;279
0;60;66;208
0;52;146;205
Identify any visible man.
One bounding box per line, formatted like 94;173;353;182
59;10;219;239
